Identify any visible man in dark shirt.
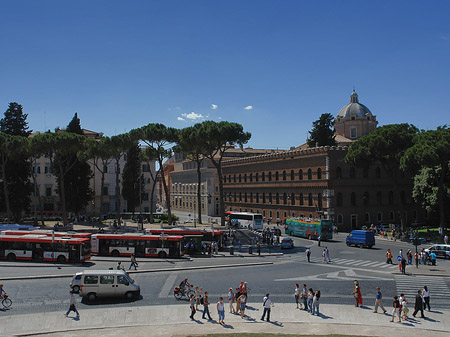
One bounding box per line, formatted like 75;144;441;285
412;290;426;318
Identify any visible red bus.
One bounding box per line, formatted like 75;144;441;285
145;228;224;249
0;234;91;263
91;233;184;258
1;230;92;240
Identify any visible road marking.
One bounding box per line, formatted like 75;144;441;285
275;268;393;282
158;272;179;298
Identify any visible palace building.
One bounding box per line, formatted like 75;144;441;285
222;91;424;231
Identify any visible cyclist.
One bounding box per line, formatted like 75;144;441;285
0;284;6;299
179;278;190;294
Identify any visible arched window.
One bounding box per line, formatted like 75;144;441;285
249;173;252;182
351;192;356;206
317;168;322;180
377;192;382;205
268;172;272;181
308;169;312;180
337;193;343;207
318;193;323;209
239;192;242;202
283;192;287;205
375;167;381;178
308;193;313;206
299;169;303;180
291;170;295;180
244;192;247;202
262;193;266;203
389;211;394;221
269;193;272;203
244;174;247;182
388;191;394;205
262;172;265;181
239;174;242;182
337;214;343;224
365;213;370;222
275;193;279;204
283;170;286;181
336;167;342;179
255;173;259;182
363;191;369;206
256;192;259;203
377;212;382;222
350;167;356;178
291;192;295;205
401;190;406;204
299;193;304;205
363;167;369;178
250;193;253;202
275;171;279;181
234;174;236;183
234;192;236;202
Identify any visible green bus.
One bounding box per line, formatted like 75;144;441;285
285;218;333;240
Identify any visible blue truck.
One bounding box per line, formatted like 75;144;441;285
346;230;375;248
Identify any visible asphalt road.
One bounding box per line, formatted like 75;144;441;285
1;232;449;316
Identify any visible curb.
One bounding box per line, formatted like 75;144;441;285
0;261;273;281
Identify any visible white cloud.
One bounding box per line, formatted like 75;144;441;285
211;104;218;110
244;105;253;110
182;112;204;120
218;116;222;120
175;107;181;110
177;117;184;121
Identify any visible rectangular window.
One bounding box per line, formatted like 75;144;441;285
46;187;52;197
350;128;357;139
103;165;108;173
142;164;150;172
103;186;109;196
84;275;98;284
100;275;114;284
143;192;149;201
45;166;51;174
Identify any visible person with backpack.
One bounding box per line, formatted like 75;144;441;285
260;293;272;322
65;290;80;319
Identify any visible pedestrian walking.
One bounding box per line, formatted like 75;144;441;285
352;280;363;307
401;257;407;274
412;290;426;318
294;283;301;309
401;295;409;320
189;293;196;320
390;295;401;322
227;287;236;313
386;249;393;264
65;291;80;319
306;248;311;262
325;246;331;262
202;291;212;320
217;297;225;324
195;286;202;310
373;287;387;313
423;286;430;311
260;293;272;322
301;284;308;310
407;249;413;265
257;242;261;256
307;288;314;312
312;290;320;315
129;254;138;270
237;293;247;319
322;248;327;263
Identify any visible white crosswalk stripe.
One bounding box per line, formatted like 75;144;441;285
308;256;398;269
394;275;450;309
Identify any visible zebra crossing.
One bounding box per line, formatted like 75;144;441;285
308;256;398;269
394;274;450;309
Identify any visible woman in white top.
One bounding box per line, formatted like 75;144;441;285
295;283;301;309
423;286;430;311
237;293;247;318
217;297;225;324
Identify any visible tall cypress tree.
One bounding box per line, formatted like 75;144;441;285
307;113;337;147
0;102;33;221
56;113;93;215
122;143;143;214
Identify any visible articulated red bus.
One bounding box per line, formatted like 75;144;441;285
0;234;91;263
145;228;224;249
91;233;184;258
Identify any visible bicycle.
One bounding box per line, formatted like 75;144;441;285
174;284;195;300
1;294;12;309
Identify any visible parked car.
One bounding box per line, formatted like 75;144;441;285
280;238;294;249
424;244;450;259
346;230;375;248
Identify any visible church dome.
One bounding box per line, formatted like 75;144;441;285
337;90;373;118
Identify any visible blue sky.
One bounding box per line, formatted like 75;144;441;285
1;1;449;149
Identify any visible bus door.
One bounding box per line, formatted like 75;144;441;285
68;244;80;262
184;235;202;254
134;240;146;257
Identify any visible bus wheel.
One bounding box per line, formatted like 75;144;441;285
7;253;16;261
111;250;120;257
57;255;66;263
158;251;167;258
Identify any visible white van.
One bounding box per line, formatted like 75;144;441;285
70;270;140;301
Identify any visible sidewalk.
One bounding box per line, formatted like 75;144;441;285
1;303;449;337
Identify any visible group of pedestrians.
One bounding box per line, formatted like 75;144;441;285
294;283;321;315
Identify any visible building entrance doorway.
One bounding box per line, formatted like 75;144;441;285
351;214;358;230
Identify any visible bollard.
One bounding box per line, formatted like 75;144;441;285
248;246;253;254
230;246;234;255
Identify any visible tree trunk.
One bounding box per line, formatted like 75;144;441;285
99;169;105;226
438;163;447;236
149;170;158;224
196;160;202;225
1;161;12;224
115;157;121;221
212;159;225;226
58;161;68;226
159;157;171;225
